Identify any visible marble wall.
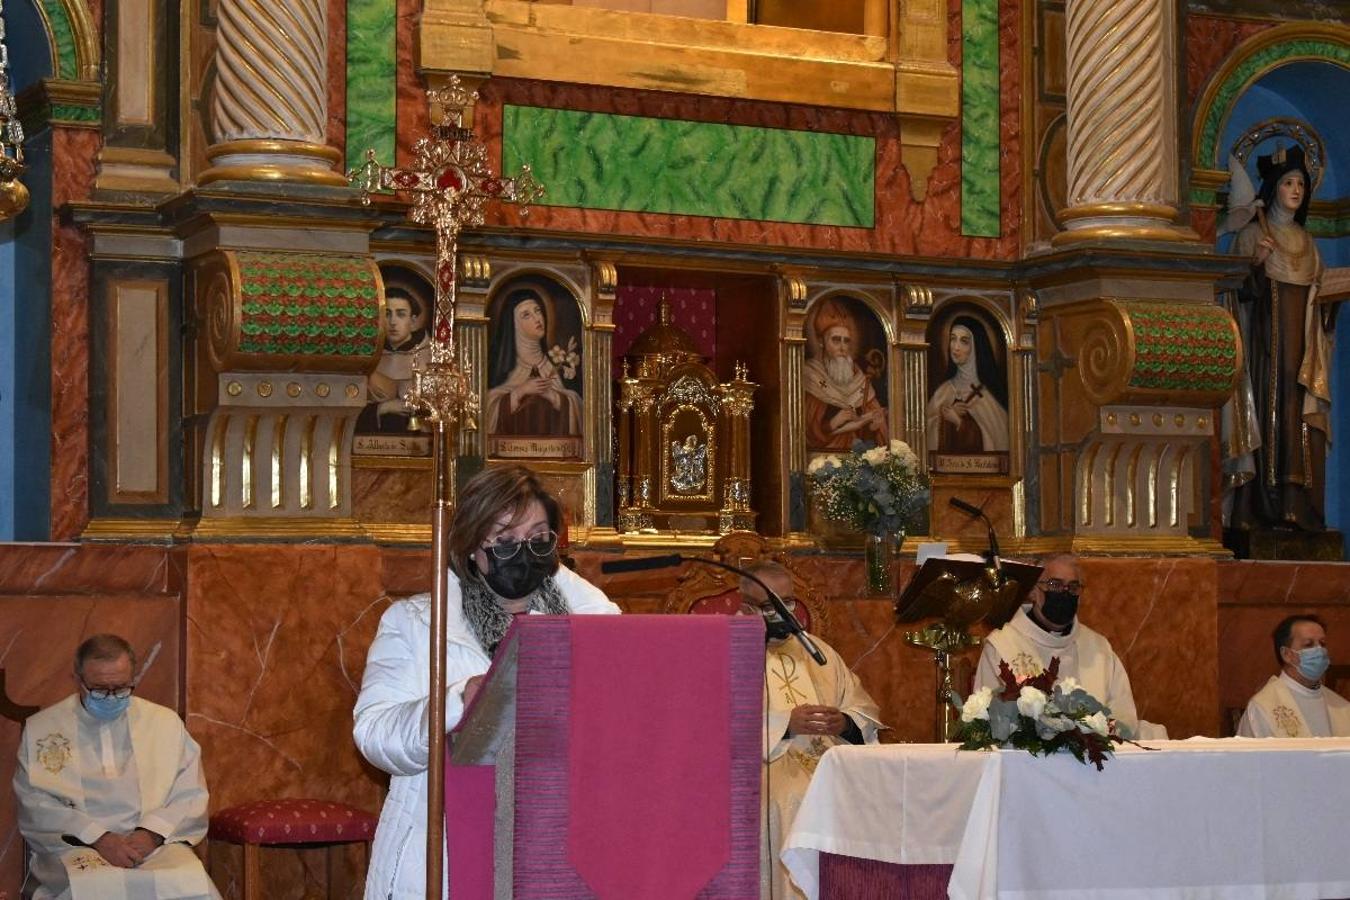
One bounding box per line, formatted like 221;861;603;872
2;542;1333;898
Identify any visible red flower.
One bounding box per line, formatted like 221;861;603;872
1024;657;1061;694
997;660;1020;701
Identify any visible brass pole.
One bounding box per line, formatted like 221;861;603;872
426;419;452;897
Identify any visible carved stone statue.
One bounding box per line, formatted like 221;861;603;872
1223;146;1334;532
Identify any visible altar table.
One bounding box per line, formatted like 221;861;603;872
783;738;1350;900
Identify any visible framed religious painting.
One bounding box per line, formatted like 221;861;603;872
802;294;890;457
924;303;1010;475
485;274;585;461
353;264;434;458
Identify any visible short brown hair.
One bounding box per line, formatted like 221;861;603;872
449;465;561;579
75;634;136;675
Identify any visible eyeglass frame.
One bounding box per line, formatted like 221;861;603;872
1036;578;1084;594
80;679;135;700
738;596;799;616
482;529;559;561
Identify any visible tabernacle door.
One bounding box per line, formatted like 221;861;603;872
448;615;764;899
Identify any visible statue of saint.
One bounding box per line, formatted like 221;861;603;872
1223;146;1333;531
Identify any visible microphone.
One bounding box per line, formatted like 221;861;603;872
948;497;1003;578
596;554;682;574
599;553;827;666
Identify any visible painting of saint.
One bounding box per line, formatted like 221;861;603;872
924;312;1009;456
486;280;584;459
803;296;889;452
356;272;432;437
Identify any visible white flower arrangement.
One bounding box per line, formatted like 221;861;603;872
952;657;1123;770
807;439;929;537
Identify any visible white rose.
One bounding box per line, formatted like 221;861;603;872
1016;686;1048;720
1079;711;1109;737
807;456;828;474
862;446;888;465
1056;677;1081;695
960;687;993;723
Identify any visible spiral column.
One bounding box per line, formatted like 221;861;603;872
1053;0;1188;244
200;0;346;186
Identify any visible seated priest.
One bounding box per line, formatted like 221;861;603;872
1238;614;1350;737
353;464;619;899
13;634;218;900
737;561;884;900
973;553;1142;739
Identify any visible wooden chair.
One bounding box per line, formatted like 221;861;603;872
661;532;828;634
1;668;40;898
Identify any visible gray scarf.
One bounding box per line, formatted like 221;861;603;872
461;570;569;655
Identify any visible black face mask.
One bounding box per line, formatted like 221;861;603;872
764;617;795;643
1040;589;1079;627
479;550;557;600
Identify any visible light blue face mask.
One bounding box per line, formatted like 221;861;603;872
83;693;131;721
1294;646;1331;682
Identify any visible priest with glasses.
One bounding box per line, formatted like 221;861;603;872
353;465;619;899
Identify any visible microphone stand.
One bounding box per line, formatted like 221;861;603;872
603;554;827;665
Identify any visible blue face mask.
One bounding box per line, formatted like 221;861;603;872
1293;646;1331;682
83;693;131;721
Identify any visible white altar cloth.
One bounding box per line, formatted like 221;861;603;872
782;738;1350;900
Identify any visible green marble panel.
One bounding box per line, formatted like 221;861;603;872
39;0;77;80
1195;41;1350;171
502;105;875;227
961;0;1000;238
345;0;396;175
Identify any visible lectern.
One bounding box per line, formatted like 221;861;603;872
447;615;764;898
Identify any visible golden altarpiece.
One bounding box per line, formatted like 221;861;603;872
617;299;757;535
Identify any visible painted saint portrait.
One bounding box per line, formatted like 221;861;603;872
924;308;1009;468
803;295;889;453
486;277;584;460
355;267;433;451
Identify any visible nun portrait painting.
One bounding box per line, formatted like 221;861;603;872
924;311;1009;456
486;280;584;458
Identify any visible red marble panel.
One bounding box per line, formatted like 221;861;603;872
1184;15;1272;108
351;467;434;524
49;127;101;540
1219;560;1350;607
0;543;183;595
394;0;429;172
1074;558;1221;738
184;544;391;815
327;0;347;153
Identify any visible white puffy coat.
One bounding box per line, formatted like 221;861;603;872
353;566;619;899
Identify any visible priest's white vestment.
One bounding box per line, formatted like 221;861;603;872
13;694;218;900
975;604;1141;738
1238;672;1350;738
763;634;883;900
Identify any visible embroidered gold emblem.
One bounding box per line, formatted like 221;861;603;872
1272;705;1302;738
770;652;810;707
36;734;72;775
69;851;110;871
787;736;830;775
1009;652;1043;680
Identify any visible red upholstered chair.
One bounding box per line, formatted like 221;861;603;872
208;799;377;900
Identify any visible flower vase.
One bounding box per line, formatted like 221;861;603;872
864;532;901;595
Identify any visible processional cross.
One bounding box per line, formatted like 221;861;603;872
349;77;544;898
350;77;543;430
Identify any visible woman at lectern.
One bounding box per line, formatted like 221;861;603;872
353;465;618;899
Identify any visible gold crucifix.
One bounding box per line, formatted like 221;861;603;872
347;76;544;900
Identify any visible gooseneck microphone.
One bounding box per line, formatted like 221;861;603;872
949;497;1004;578
600;553;828;666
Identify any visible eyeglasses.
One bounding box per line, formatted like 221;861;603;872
81;681;134;700
484;530;558;560
1037;579;1084;594
739;597;798;616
